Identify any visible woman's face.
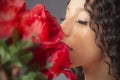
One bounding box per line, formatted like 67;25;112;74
61;0;102;68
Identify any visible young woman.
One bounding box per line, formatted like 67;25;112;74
61;0;120;80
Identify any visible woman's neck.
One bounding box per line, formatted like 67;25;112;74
83;57;115;80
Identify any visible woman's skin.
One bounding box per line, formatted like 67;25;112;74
61;0;115;80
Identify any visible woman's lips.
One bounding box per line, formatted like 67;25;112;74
66;45;73;51
61;40;73;51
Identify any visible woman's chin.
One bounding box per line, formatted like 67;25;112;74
70;65;74;68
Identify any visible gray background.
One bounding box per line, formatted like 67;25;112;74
25;0;68;80
25;0;68;23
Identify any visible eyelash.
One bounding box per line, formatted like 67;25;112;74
77;20;88;25
60;18;88;25
60;18;65;21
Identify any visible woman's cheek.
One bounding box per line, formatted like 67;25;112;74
69;27;87;66
81;34;101;65
70;27;101;66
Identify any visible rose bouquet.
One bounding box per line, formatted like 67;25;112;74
0;0;76;80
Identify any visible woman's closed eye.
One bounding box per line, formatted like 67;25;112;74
76;20;88;25
60;18;88;26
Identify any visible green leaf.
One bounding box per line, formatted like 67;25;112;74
20;52;33;65
37;72;47;80
21;72;37;80
21;72;47;80
0;39;8;51
44;62;53;69
18;40;33;50
0;47;11;65
12;57;22;68
12;28;19;43
9;45;18;55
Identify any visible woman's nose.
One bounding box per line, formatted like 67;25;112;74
61;20;72;37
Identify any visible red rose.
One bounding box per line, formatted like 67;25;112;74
20;4;76;80
16;4;64;43
16;10;49;43
18;4;66;74
30;4;64;42
29;45;49;70
30;42;76;80
0;0;26;38
43;42;76;80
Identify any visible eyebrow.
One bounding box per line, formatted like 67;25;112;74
66;0;71;11
67;0;71;5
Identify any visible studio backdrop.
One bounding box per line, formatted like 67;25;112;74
26;0;68;23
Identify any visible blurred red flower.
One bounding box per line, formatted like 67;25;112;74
0;0;26;38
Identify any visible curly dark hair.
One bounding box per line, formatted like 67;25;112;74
71;0;120;80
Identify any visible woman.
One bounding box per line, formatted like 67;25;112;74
61;0;120;80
